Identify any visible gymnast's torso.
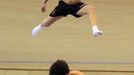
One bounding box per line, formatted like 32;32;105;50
62;0;81;4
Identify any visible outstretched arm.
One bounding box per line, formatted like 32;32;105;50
41;0;49;12
42;0;49;4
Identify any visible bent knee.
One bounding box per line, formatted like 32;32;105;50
86;5;96;13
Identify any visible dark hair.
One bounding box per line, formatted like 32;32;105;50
49;60;69;75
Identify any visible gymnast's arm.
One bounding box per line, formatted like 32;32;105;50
41;0;49;12
42;0;49;4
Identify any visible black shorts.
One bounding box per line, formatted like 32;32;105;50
50;1;86;18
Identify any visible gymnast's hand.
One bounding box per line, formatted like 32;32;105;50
41;3;47;13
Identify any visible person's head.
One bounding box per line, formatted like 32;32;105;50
49;60;69;75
